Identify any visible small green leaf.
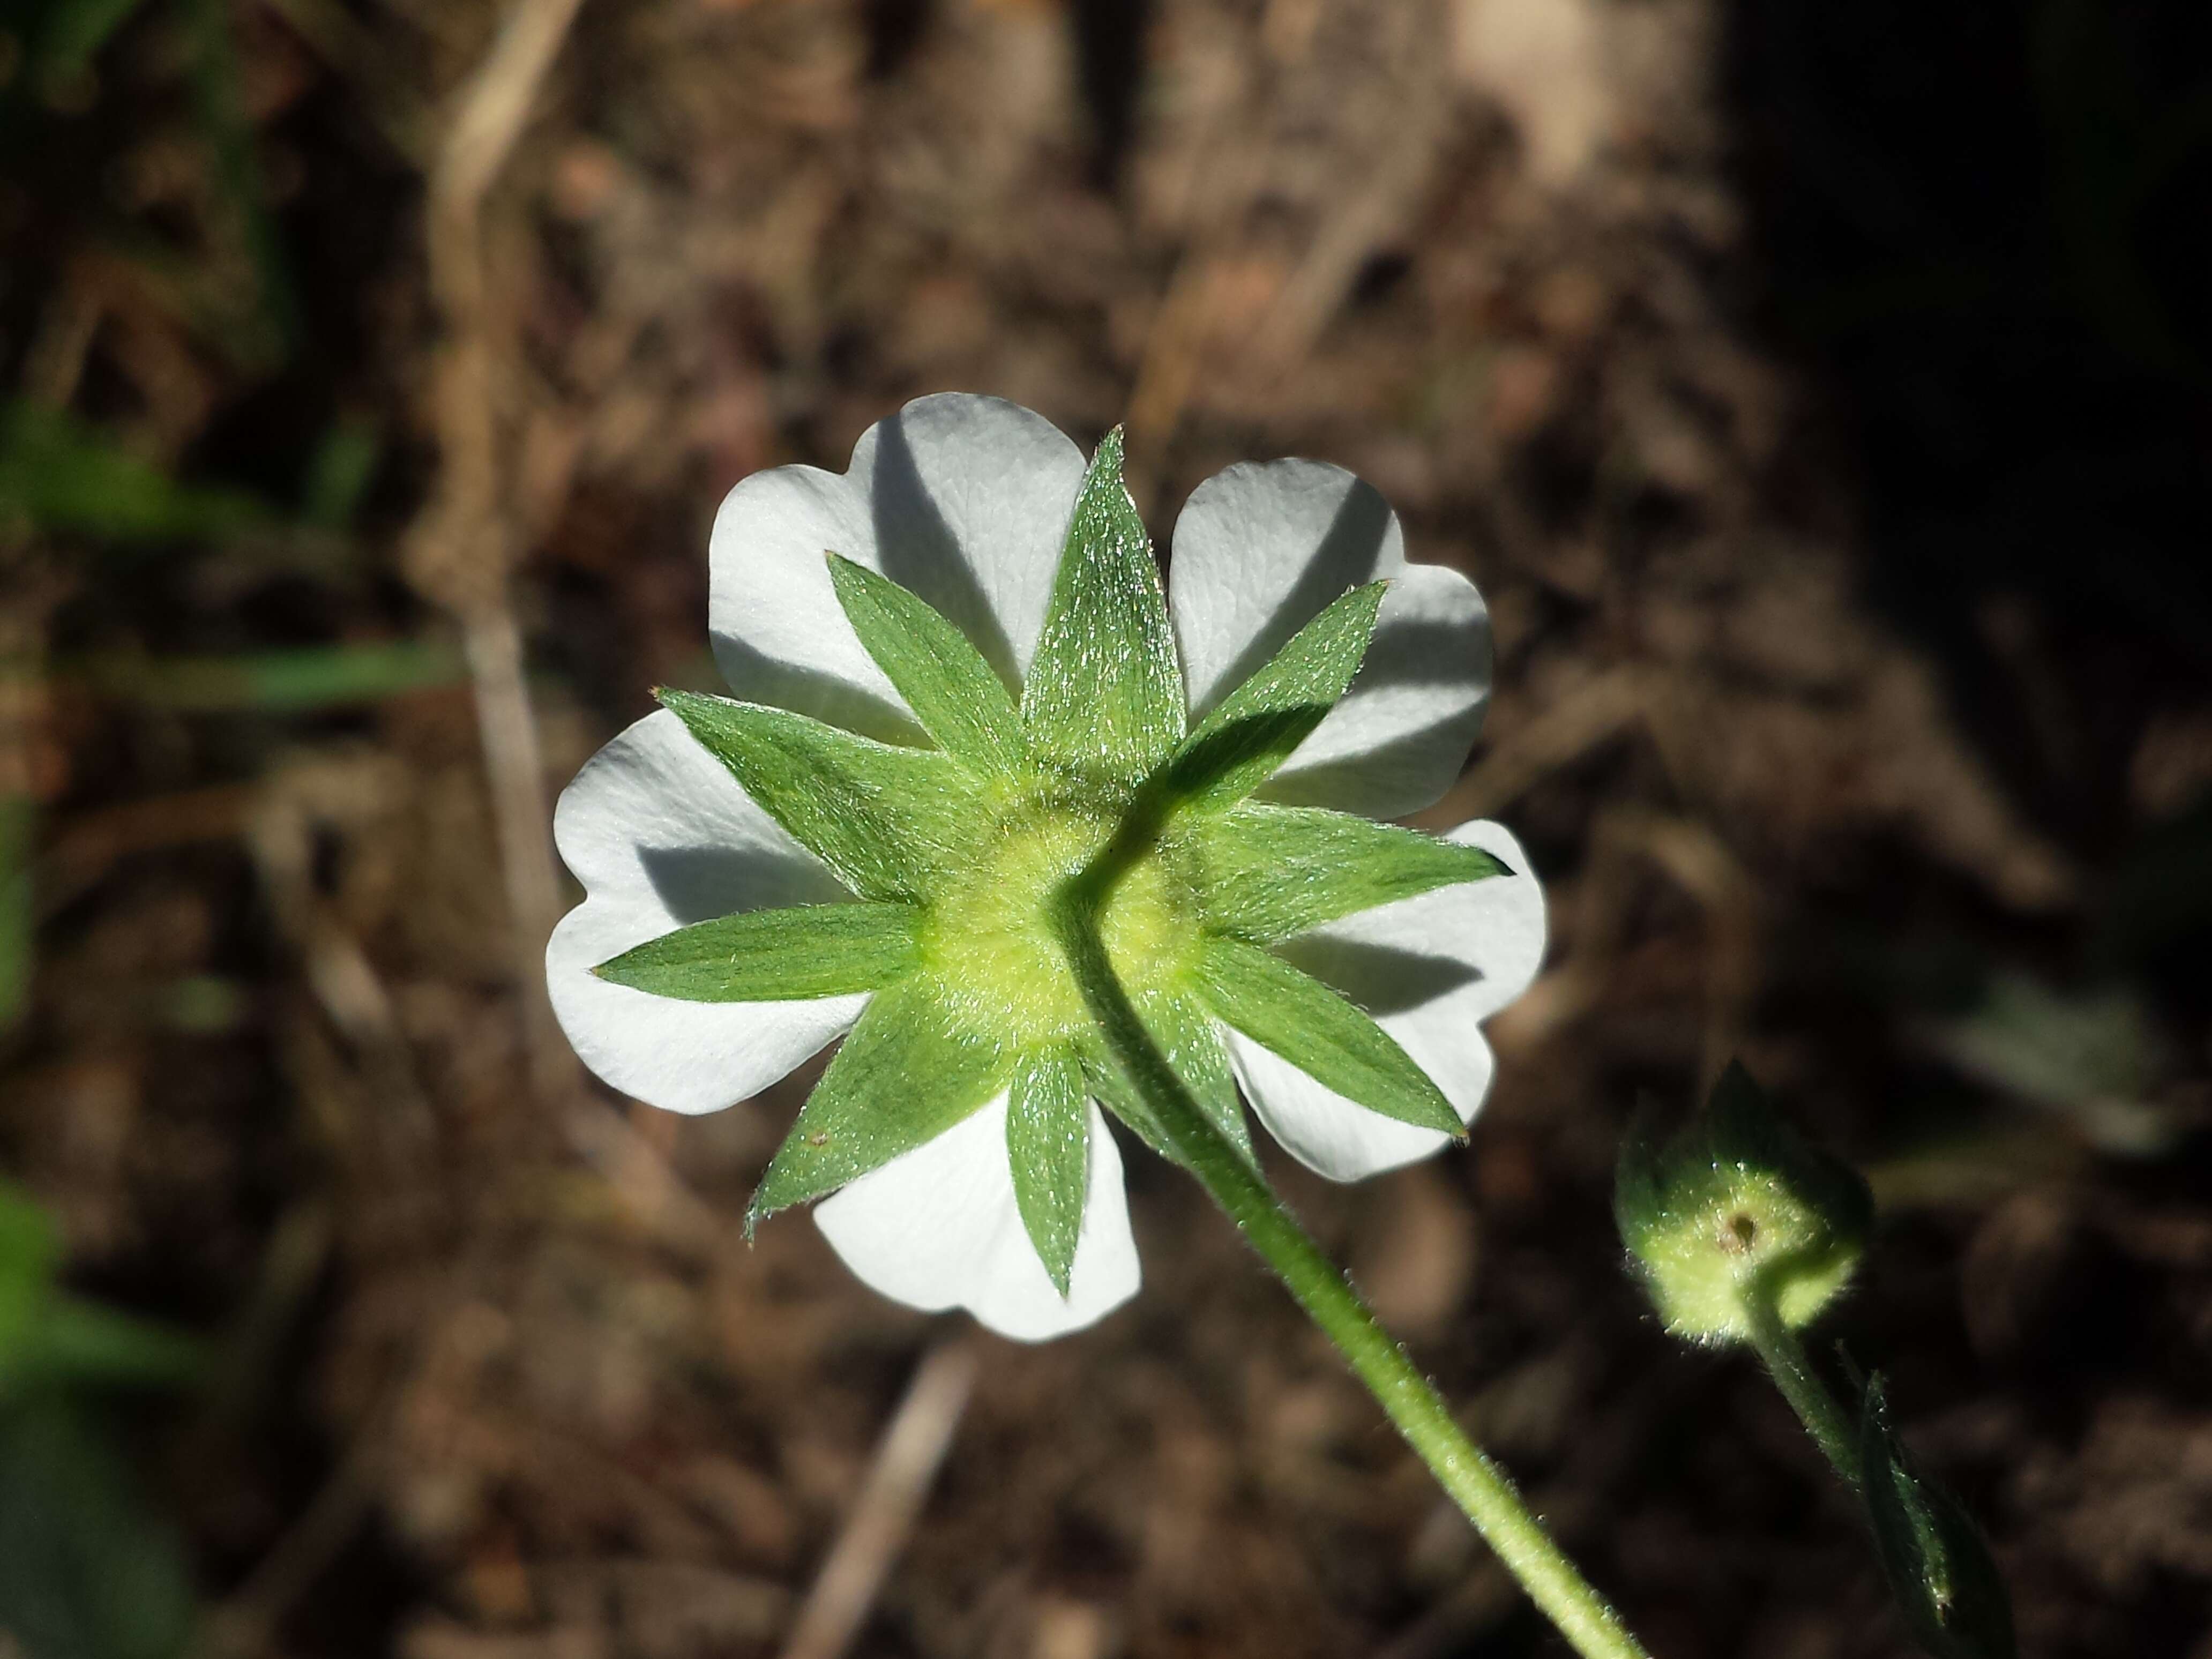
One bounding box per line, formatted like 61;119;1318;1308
1860;1377;2017;1659
1157;583;1385;808
0;1185;60;1374
0;1396;197;1659
826;554;1026;774
1191;936;1462;1137
751;977;1012;1221
1006;1046;1090;1294
1020;428;1184;786
595;902;921;1002
661;690;984;902
29;1299;206;1393
1193;802;1508;944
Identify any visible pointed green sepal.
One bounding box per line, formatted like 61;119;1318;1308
1193;802;1508;944
1157;582;1385;809
1006;1045;1090;1295
1135;987;1251;1163
593;901;921;1002
1020;428;1184;785
1082;986;1254;1170
825;554;1027;775
1191;935;1462;1138
1613;1060;1874;1346
750;978;1012;1223
660;689;983;903
1860;1377;2017;1659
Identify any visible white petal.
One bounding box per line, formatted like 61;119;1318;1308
1230;820;1546;1182
813;1097;1139;1342
1167;459;1492;818
708;394;1087;739
547;708;868;1115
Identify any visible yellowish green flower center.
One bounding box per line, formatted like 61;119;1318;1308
917;775;1199;1048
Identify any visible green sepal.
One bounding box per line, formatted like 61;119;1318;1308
1859;1377;2017;1659
1136;987;1251;1163
1077;1047;1171;1162
1193;802;1509;944
1191;935;1462;1138
750;978;1012;1223
660;689;984;902
1156;583;1385;810
1613;1061;1874;1345
1081;985;1254;1170
593;902;921;1002
825;554;1026;775
1006;1046;1090;1295
1020;428;1184;786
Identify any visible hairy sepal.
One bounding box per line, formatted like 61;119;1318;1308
825;554;1026;775
750;977;1012;1223
1193;802;1508;944
1155;583;1385;810
1021;428;1184;786
1192;936;1463;1137
593;901;921;1002
1005;1045;1090;1295
660;689;983;903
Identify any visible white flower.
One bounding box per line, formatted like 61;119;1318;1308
547;394;1545;1341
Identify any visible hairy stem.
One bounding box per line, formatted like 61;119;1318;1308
1052;871;1651;1659
1741;1283;1862;1491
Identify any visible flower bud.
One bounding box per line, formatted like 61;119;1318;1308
1614;1062;1873;1345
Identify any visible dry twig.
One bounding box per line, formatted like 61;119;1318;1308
776;1341;980;1659
405;0;588;1107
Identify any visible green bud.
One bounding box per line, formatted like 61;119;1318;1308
1860;1376;2017;1659
1614;1061;1873;1345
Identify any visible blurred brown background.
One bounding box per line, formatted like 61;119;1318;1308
3;0;2210;1655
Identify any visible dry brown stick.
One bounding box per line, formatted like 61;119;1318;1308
408;0;588;1107
776;1341;980;1659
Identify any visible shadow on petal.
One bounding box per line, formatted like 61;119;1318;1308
1274;934;1481;1016
871;413;1023;694
1258;708;1486;813
639;843;849;926
1190;482;1394;719
707;629;926;747
1339;618;1488;692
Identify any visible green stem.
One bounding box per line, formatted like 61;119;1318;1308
1740;1282;1860;1491
1052;877;1651;1659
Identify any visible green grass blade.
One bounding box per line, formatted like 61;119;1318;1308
72;640;466;713
0;794;31;1034
826;554;1025;774
0;402;268;545
1193;935;1462;1137
31;1298;207;1392
594;901;920;1002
